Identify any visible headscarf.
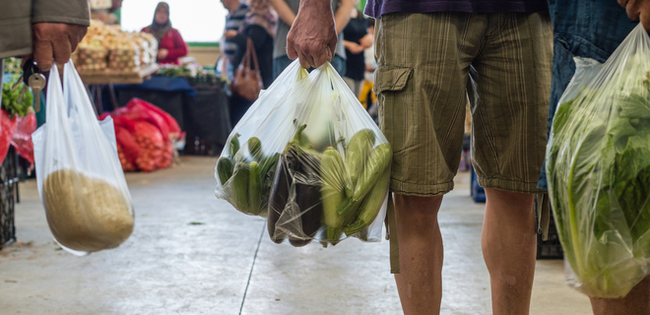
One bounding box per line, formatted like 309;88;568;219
242;0;276;38
148;2;173;43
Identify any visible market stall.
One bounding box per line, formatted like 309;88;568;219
72;20;160;111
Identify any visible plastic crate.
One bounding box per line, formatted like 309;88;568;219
537;211;564;259
470;165;486;203
0;147;19;250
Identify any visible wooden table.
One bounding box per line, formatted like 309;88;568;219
78;63;159;85
78;64;159;114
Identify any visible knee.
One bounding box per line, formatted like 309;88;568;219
394;194;443;224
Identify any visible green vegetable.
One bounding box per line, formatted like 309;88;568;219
345;129;375;197
343;168;390;235
338;142;392;225
216;157;234;185
547;63;650;298
248;137;263;161
320;147;346;243
228;134;241;157
2;76;34;118
248;161;263;215
231;163;249;213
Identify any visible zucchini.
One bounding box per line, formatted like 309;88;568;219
216;157;234;186
228;134;241;157
248;161;263;215
352;143;392;201
342;168;390;235
337;143;392;223
345;129;375;197
248;136;263;161
320;147;346;243
231;162;250;213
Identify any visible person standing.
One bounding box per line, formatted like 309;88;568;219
269;0;355;78
538;1;650;314
286;0;552;314
228;0;277;125
342;6;372;97
141;2;188;65
220;0;251;79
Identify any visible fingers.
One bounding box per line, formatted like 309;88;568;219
619;0;630;7
33;38;54;71
626;0;642;20
642;6;650;30
298;50;314;69
52;36;72;65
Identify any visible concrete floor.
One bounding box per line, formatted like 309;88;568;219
0;157;594;315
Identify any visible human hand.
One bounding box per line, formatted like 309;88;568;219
618;0;650;30
30;23;87;71
157;48;169;60
287;0;337;69
225;30;238;39
348;42;364;54
359;34;373;49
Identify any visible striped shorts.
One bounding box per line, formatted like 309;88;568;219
373;12;553;196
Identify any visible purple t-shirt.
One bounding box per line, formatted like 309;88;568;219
365;0;548;18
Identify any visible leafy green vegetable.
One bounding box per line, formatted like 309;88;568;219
2;75;34;118
547;63;650;298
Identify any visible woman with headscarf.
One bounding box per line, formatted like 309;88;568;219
141;2;188;65
228;0;276;124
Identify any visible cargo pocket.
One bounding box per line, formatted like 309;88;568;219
373;66;413;95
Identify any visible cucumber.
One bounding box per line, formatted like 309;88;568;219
217;157;234;186
228;134;241;157
342;168;390;235
353;143;392;201
248;161;262;215
248;137;263;161
320;147;346;242
345;129;375;197
231;163;250;213
337;143;392;223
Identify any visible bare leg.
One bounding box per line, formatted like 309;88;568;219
393;194;444;315
590;276;650;315
482;188;537;315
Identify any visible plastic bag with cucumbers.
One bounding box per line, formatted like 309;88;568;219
215;60;392;247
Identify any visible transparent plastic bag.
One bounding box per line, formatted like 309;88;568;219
33;61;134;256
546;24;650;298
215;60;392;247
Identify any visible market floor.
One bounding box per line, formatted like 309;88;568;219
0;157;593;315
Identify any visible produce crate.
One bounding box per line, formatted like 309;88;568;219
537;211;564;259
470;165;486;203
0;147;19;250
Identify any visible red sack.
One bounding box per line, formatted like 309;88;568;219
133;121;165;172
10;112;37;167
0;110;18;165
128;98;181;136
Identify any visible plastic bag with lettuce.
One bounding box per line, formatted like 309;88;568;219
546;24;650;298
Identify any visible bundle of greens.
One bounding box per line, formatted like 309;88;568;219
547;54;650;298
2;75;34;118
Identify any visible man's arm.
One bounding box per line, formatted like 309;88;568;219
286;0;337;69
618;0;650;30
269;0;297;26
334;0;355;34
31;0;90;70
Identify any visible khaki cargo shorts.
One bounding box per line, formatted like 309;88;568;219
374;12;552;196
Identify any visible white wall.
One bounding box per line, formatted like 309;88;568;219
121;0;228;42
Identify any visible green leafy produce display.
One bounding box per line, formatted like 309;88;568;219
2;75;34;118
547;38;650;298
